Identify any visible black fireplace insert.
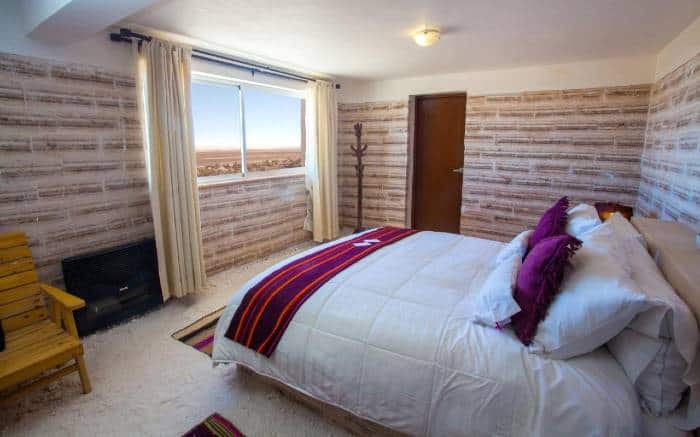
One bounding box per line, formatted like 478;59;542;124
62;238;163;336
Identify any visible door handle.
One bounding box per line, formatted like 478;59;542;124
452;167;463;174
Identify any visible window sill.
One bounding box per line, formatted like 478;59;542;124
197;167;306;188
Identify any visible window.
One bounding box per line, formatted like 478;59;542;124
191;82;242;176
243;87;304;173
191;75;305;180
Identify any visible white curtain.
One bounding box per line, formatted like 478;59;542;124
304;80;340;242
135;39;207;300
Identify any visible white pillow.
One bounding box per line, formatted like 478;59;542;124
566;203;602;237
495;229;533;264
528;222;650;359
605;234;697;418
638;339;688;416
471;230;532;328
606;212;647;249
608;329;688;416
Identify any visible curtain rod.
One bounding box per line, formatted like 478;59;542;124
109;28;317;83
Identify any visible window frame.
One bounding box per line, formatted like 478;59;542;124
191;71;307;185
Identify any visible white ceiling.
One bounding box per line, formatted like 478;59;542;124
22;0;161;44
125;0;700;80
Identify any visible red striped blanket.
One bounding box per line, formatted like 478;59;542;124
225;227;418;357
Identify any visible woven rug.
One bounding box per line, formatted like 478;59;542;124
183;413;244;437
172;307;225;357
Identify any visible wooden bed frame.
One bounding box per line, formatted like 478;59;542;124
237;364;407;436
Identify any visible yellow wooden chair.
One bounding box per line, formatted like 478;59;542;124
0;231;91;401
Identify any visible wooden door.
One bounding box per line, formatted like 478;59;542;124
411;93;466;233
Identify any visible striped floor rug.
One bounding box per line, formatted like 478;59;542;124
172;307;225;357
183;413;244;437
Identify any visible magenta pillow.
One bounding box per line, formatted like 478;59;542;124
528;196;570;252
511;234;581;346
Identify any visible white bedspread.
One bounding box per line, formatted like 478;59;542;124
213;230;641;436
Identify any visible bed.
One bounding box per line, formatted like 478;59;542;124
212;217;699;436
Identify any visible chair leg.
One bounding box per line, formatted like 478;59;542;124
75;354;92;394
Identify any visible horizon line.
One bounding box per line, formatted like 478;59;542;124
195;146;301;150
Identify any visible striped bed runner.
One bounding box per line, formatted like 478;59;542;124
225;226;418;357
182;413;244;437
171;307;224;357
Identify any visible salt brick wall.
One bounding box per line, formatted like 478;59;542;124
462;85;651;240
0;51;311;286
638;52;700;231
198;174;310;275
337;101;408;228
338;84;651;240
0;52;152;286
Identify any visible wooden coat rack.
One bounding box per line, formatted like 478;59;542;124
351;123;368;233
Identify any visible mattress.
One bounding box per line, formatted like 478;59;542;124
213;230;642;436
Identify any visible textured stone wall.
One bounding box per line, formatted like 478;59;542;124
337;101;408;229
462;85;651;240
338;85;651;240
4;48;684;287
198;174;310;275
638;52;700;231
0;51;311;286
0;52;152;285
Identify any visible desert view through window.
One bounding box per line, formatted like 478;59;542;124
191;80;305;177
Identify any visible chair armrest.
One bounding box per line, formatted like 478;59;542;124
40;283;85;311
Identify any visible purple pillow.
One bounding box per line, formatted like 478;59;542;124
528;196;570;252
511;234;581;346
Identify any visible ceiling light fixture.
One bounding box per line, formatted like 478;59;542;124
413;28;440;47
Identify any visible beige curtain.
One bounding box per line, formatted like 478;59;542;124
135;39;207;300
304;80;340;242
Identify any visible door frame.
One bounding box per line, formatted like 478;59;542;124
405;91;467;229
